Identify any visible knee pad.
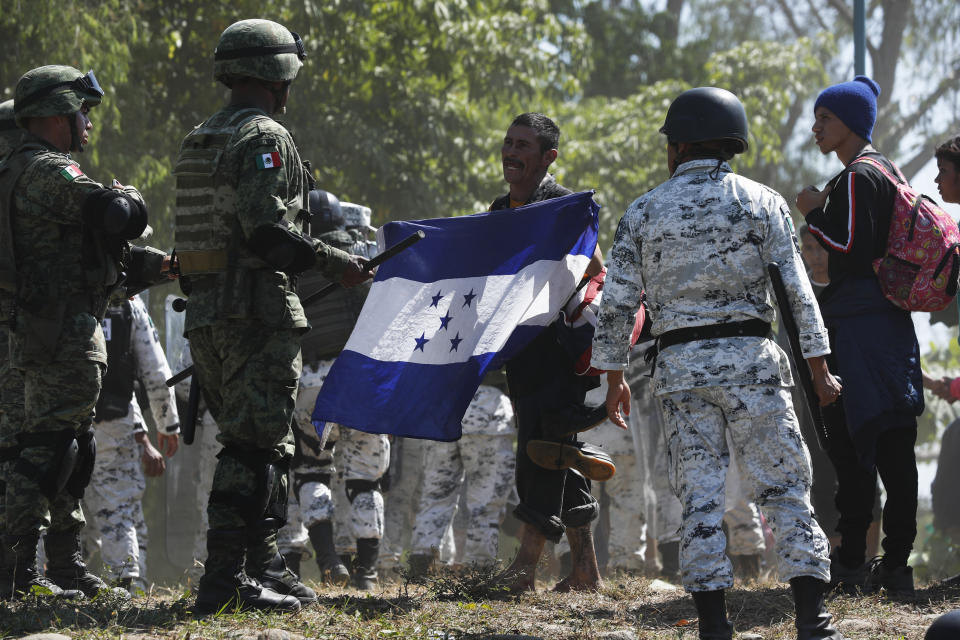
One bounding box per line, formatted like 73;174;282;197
65;425;96;499
293;470;331;497
13;428;78;501
344;478;381;504
210;445;284;526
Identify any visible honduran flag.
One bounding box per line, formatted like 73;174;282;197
312;190;600;441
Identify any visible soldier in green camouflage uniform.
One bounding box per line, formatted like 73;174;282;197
593;88;844;639
0;98;25;592
174;19;370;614
0;66;165;601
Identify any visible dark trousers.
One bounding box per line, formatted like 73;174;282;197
824;403;918;568
512;377;599;543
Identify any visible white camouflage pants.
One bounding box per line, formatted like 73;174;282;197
657;384;829;591
83;418;147;581
336;426;390;541
411;433;514;564
380;438;424;569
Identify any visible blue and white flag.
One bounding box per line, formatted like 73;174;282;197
312;190;600;441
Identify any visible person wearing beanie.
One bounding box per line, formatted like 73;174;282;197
795;77;924;597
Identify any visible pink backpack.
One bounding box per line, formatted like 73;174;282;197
853;156;960;312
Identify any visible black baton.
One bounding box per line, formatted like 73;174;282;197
767;262;830;450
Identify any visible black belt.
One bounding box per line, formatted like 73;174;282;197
645;319;772;371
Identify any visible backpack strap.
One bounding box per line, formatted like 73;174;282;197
850;155;908;186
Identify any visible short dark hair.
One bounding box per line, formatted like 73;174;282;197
510;112;560;153
935;135;960;170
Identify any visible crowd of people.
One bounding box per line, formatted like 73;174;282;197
1;14;959;640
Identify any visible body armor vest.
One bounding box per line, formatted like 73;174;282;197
174;108;266;263
95;300;135;421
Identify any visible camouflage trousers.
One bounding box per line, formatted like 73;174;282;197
189;411;220;575
0;336;25;539
3;359;100;535
335;426;389;540
82;414;148;580
188;322;298;532
657;385;830;591
724;445;765;556
379;437;424;569
411;433;514;564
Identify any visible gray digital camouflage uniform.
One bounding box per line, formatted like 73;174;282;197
285;360;389;541
83;295;178;583
591;158;831;591
379;437;425;571
411;384;515;564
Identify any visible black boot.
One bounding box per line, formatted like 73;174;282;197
282;551;302;576
353;538;379;591
44;529;130;599
691;590;734;640
246;525;317;606
194;528;300;616
791;575;845;639
308;521;350;586
1;534;83;601
659;540;681;582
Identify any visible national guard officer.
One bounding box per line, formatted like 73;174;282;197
285;189;388;591
409;381;516;572
592;88;844;639
173;20;371;614
83;293;179;592
0;65;166;600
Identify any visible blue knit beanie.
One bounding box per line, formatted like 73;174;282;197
814;75;881;143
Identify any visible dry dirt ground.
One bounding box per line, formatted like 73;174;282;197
1;571;958;640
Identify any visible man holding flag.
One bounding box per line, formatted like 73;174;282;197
314;112;608;593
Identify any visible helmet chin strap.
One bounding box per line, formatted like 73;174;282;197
68;112;84;153
269;81;290;115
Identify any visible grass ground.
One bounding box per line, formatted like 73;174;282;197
1;568;957;640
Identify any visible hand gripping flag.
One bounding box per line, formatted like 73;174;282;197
312;190;600;441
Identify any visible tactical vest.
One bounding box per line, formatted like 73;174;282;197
299;230;371;365
95;300;135;421
0;141;48;325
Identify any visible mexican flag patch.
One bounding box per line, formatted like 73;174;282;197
59;164;83;181
256;151;282;170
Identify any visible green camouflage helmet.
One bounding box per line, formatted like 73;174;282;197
14;65;104;127
0;99;15;129
213;19;306;86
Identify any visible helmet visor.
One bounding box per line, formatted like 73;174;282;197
75;70;104;99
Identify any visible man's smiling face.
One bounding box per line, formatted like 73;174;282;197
501;125;553;189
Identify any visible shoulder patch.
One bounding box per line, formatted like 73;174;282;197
255;151;282;170
59;164;84;181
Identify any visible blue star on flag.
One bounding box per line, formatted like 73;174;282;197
430;290;444;308
462;289;477;308
439;311;453;330
449;332;463;352
414;332;429;352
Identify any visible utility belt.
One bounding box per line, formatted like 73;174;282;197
177;249;270;275
645;319;772;372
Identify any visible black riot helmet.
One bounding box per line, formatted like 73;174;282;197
659;87;749;154
308;189;345;234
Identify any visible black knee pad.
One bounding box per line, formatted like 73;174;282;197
344;478;381;504
65;425;96;499
210;446;287;526
292;470;331;499
13;428;78;501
